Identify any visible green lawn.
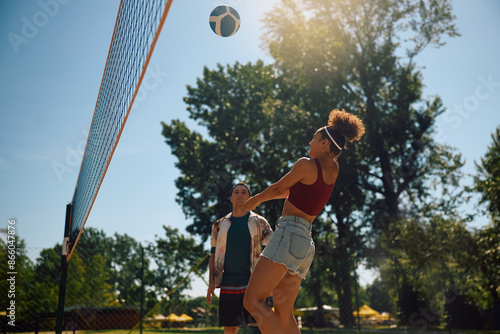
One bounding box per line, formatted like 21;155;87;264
70;329;500;334
72;330;349;334
69;329;354;334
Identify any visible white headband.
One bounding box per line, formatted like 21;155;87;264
324;126;342;151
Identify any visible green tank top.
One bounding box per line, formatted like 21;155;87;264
221;213;251;286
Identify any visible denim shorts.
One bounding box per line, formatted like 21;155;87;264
261;215;315;279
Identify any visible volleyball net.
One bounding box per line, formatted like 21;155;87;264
66;0;174;260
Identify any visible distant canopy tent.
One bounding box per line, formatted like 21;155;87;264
376;312;394;321
353;305;380;318
65;0;174;261
165;313;182;322
178;313;194;322
295;305;341;322
161;313;193;322
151;314;167;322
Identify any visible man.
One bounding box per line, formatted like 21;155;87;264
207;183;273;334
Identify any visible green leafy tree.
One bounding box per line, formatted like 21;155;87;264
262;0;462;235
475;127;500;223
260;0;463;326
379;212;479;328
72;227;114;265
162;0;465;327
366;278;396;314
31;229;145;311
65;249;88;306
473;226;500;307
69;227;148;306
32;247;61;313
109;233;145;306
161;60;360;323
0;229;37;322
162;60;284;238
398;280;439;328
81;253;117;306
472;127;500;307
148;225;207;312
162;59;370;325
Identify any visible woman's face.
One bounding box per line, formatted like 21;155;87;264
308;129;328;158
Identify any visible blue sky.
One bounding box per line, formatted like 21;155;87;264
1;0;499;296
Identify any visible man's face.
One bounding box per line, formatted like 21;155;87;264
230;185;250;206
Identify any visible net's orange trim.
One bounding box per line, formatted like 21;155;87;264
68;0;174;261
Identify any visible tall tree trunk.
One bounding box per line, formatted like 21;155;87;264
335;217;354;328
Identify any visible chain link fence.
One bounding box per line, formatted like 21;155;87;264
1;243;499;333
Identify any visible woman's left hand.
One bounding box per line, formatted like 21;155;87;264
244;197;260;211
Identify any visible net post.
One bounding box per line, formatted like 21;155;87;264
140;245;145;334
55;203;72;334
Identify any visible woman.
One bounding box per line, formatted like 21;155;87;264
243;109;365;333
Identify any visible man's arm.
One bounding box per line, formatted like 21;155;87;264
206;252;216;305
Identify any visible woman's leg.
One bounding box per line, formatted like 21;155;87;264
272;272;302;334
223;326;238;334
243;257;288;334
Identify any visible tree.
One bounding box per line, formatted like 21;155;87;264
0;229;38;322
377;209;483;328
162;0;465;327
162;60;285;239
473;226;500;307
261;0;463;326
398;280;440;329
32;246;61;313
161;60;364;323
474;127;500;223
72;227;206;309
72;227;114;266
148;225;207;312
262;0;462;234
473;127;500;307
68;227;148;306
366;278;396;314
109;233;145;306
81;253;117;306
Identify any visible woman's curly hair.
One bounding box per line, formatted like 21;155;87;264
328;108;365;142
321;109;365;155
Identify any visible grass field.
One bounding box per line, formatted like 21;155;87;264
41;329;364;334
45;328;500;334
47;331;360;334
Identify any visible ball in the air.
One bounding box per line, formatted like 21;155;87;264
209;5;241;37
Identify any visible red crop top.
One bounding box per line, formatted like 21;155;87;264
287;159;335;216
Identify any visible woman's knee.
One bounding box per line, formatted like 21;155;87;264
244;293;269;314
243;293;256;312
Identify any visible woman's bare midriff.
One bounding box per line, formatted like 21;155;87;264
281;200;316;224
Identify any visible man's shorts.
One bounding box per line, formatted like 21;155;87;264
219;286;256;327
261;215;315;279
